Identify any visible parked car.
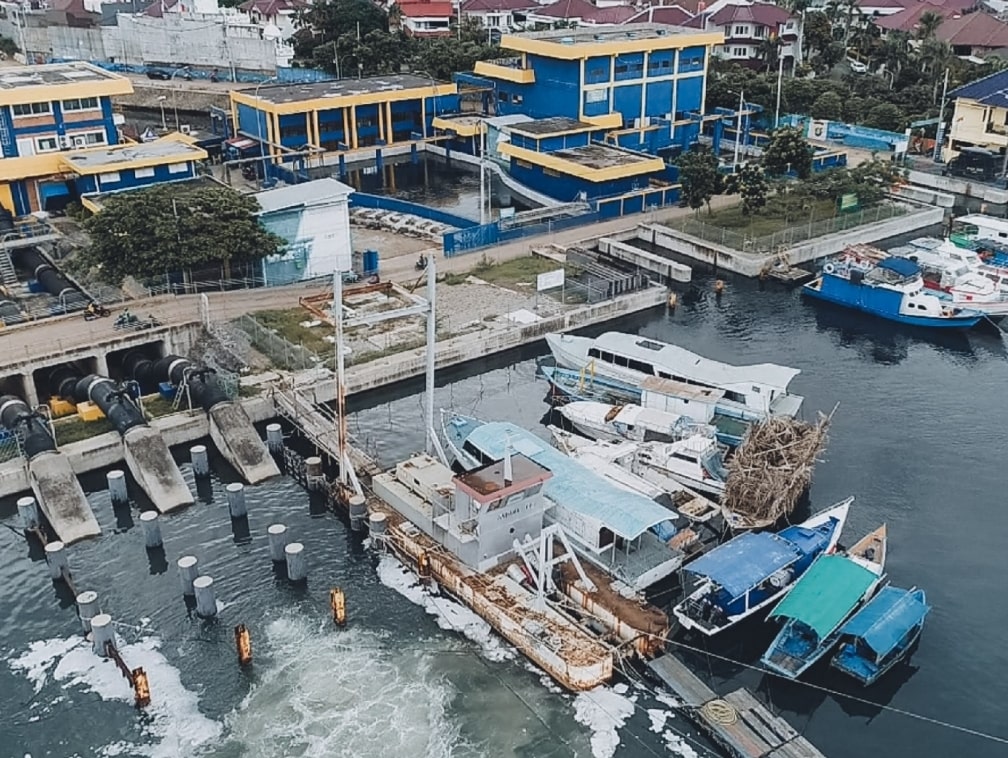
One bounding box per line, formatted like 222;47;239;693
944;146;998;182
847;59;868;74
146;68;172;80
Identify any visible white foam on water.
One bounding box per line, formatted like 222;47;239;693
662;731;699;758
223;613;469;757
572;685;637;758
648;708;668;733
646;705;699;757
376;555;515;663
9;635;221;757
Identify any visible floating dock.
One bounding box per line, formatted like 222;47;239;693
648;654;827;758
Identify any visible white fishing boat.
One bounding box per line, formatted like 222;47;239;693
545;332;803;417
899;239;1008;316
558;400;716;444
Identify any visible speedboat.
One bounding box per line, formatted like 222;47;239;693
761;525;887;680
672;498;852;636
558;400;716;445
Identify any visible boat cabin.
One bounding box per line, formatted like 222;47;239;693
640;377;723;424
951;214;1008;246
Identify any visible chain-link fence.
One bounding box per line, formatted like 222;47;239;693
0;430;24;464
234;314;325;372
665;203;907;254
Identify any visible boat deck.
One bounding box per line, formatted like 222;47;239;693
647;654;827;758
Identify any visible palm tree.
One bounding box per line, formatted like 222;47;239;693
880;30;910;78
757;36;784;74
916;10;943;41
842;0;861;45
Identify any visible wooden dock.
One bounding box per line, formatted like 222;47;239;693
647;654;826;758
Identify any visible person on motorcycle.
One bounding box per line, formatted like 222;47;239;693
417;254;427;270
86;301;98;317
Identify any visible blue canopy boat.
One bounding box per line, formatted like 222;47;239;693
802;254;984;329
672;498;851;636
831;586;930;686
761;526;887;680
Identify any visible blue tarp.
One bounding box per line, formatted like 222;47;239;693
683;532;799;600
463;421;675;540
877;257;920;278
839;586;930;656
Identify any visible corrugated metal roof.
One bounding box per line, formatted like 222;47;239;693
464;421;676;540
947;68;1008;108
255;177;354;214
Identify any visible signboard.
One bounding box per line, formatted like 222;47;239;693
536;269;565;292
838;193;860;213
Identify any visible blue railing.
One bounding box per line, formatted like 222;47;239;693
349;192;478;229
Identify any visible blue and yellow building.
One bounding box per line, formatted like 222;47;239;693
229;75;460;161
0;62;207;215
470;23;723;154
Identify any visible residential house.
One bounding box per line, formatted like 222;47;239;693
237;0;307;40
684;1;801;67
942;67;1008;160
524;0;638;27
625;5;697;27
877;8;1008;57
398;0;453;36
459;0;538;31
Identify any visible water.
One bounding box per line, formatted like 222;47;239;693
4;273;1008;757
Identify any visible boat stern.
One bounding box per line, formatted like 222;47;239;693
545;332;593;370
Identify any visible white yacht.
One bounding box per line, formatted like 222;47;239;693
545;332;803;418
901;238;1008;315
558;400;715;444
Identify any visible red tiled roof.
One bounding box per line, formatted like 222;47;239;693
708;3;791;27
860;0;976;9
936;11;1008;47
531;0;600;19
587;5;638;23
461;0;537;11
645;0;706;14
625;5;694;25
875;4;954;32
400;0;453;16
238;0;307;13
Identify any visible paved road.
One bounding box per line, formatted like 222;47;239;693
3;198;739;363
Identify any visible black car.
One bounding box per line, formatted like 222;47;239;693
146;68;172;80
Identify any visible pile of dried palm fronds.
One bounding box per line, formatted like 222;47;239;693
722;406;836;527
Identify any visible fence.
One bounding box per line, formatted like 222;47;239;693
349;192;478;230
666;203;908;255
234;314;325;372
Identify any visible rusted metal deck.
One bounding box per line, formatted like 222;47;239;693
648;654;827;758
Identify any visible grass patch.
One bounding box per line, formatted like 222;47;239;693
689;198;840;237
53;416;114;445
250;308;333;359
447;255;567;288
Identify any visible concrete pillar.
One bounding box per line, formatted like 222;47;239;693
349;494;367;532
76;590;100;634
305;456;323;491
267;523;288;562
17;496;39;530
368;512;387;544
190;445;209;477
107;469;128;507
178;555;198;595
285;542;306;582
376;147;384;173
266;423;283;454
90;613;115;657
45;540;68;581
226;482;246;518
94;353;110;378
140;511;162;548
193;575;217;618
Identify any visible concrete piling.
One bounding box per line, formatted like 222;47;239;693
285;542;306;582
267;523;288;562
190;445;209;477
177;555;199;595
349;495;367;532
90;613;115;656
139;511;163;548
193;575;217;617
368;512;387;543
44;540;68;581
107;469;128;506
76;590;100;634
17;496;39;530
226;483;247;518
305;457;324;491
266;423;283;454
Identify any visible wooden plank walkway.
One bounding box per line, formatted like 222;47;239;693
647;655;826;758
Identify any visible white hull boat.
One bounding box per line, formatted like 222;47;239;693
559;400;715;444
545;332;803;417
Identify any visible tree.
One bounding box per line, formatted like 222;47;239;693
811;91;844;120
674;148;723;215
864;102;906;132
293;0;389;59
916;10;943;41
724;164;770;216
81;185;283;285
762;127;815;178
802;11;834;61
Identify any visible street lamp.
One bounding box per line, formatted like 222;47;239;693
253;76;279;189
157;95;167;132
726;89;745;168
169;67;191;132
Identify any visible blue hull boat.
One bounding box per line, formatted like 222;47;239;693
802;254;983;329
831;586;930;686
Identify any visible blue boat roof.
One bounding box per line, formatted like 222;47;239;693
877;257;920;277
839;586;930;656
464;421;674;540
778;523;830;555
684;532;799;599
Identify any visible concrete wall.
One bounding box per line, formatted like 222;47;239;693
906;168;1008;211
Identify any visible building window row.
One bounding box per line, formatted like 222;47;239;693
63;96;100;112
12;102;50;117
12;97;101;118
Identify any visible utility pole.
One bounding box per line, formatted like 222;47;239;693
933;67;950;164
774;50;784;130
479;124;486;225
733;89;744;168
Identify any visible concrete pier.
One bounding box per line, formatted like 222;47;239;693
226;482;246;518
45;540;68;580
285;542;306;582
178;555;199;595
90;613;115;656
349;495;367;531
107;470;128;506
266;423;283;454
140;510;163;548
76;590;99;633
193;575;217;617
122;426;194;513
28;451;100;543
267;523;288;562
208;402;280;484
17;496;39;530
305;457;324;491
190;445;209;477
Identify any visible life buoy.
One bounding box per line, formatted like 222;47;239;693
823;262;836;274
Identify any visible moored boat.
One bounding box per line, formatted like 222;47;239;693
802;254;983;329
537;360;640;407
672;498;852;636
830;586;930;686
544;332;804;417
558;400;716;445
760;525;888;680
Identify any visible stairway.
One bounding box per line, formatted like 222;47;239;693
0;249;16;287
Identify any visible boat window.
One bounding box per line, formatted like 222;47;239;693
751;386;761;394
658;371;672;379
614;354;629;368
636;339;664;351
627;358;654;374
588;347;601;360
723;390;745;404
673;452;697;463
598;526;614;548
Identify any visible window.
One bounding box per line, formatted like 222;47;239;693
69;131;106;147
62;97;100;111
734;25;747;35
733;48;747;57
35;136;58;152
12;101;51;117
98;171;121;184
614;354;629;368
134;167;155;179
168;162;188;174
513;94;523;104
636;339;663;351
627;358;653;374
585;89;607;104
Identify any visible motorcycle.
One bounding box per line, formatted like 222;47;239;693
415;256;428;271
83;304;110;321
114;314;161;331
